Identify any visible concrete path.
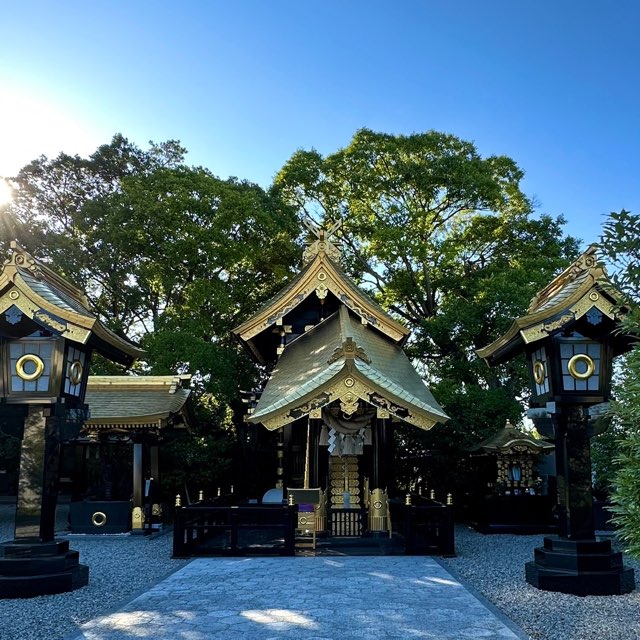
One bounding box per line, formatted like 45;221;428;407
70;556;528;640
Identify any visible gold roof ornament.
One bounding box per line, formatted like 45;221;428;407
233;221;409;363
302;218;342;264
0;241;144;365
476;245;628;365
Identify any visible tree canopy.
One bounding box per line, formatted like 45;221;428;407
3;128;584;497
3;135;303;497
5;135;302;396
275;128;580;490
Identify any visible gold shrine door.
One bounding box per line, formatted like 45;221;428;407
328;455;366;536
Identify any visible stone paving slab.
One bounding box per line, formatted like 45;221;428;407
70;556;527;639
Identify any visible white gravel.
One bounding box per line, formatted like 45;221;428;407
0;503;188;640
1;505;639;640
440;525;640;640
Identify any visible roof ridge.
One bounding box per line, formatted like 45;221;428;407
528;244;603;313
6;241;91;310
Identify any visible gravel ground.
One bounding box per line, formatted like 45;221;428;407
0;503;188;640
441;525;640;640
1;505;640;640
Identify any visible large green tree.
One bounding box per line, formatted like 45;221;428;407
4;136;303;497
5;135;301;394
275;128;579;491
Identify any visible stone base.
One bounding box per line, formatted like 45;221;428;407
525;537;635;596
0;538;89;598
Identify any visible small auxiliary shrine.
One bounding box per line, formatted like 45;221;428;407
466;420;555;533
65;375;193;534
233;221;448;536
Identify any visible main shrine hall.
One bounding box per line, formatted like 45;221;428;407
233;221;449;535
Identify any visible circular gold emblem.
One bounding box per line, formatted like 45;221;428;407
16;354;45;381
317;271;327;281
91;511;107;527
299;516;309;526
69;360;83;385
373;500;383;510
568;354;596;380
532;360;545;385
344;377;355;387
589;292;599;301
8;290;19;300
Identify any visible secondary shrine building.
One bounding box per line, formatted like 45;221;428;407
233;223;448;531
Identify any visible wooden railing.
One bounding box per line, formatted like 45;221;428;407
172;504;297;558
400;502;455;556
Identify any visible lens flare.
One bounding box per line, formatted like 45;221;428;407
0;179;12;205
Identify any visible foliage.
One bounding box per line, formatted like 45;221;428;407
6;136;302;394
275;128;579;491
5;135;303;495
160;396;236;502
591;425;626;498
598;209;640;554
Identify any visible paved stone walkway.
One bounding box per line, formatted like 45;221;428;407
70;556;527;639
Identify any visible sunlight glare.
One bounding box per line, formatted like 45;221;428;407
0;179;12;205
0;87;105;177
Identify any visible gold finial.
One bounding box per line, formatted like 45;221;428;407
175;494;182;507
430;489;435;500
446;493;453;506
302;217;342;263
405;493;412;506
217;487;221;497
288;493;295;506
198;489;204;501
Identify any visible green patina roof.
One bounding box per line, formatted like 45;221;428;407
18;267;94;318
0;242;144;364
476;245;625;365
251;307;447;426
84;375;193;430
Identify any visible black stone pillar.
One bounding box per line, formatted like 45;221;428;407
150;445;159;485
564;407;595;539
373;416;388;490
1;405;89;597
14;406;49;540
308;419;320;488
132;442;143;510
526;404;634;595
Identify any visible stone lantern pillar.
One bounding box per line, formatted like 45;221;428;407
477;246;635;595
0;243;142;597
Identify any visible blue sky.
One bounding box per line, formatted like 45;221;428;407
1;1;638;246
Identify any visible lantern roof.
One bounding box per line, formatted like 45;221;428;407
249;305;448;431
0;242;144;365
477;245;627;365
468;420;554;454
233;219;409;364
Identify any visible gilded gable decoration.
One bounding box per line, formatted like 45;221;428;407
477;245;627;366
